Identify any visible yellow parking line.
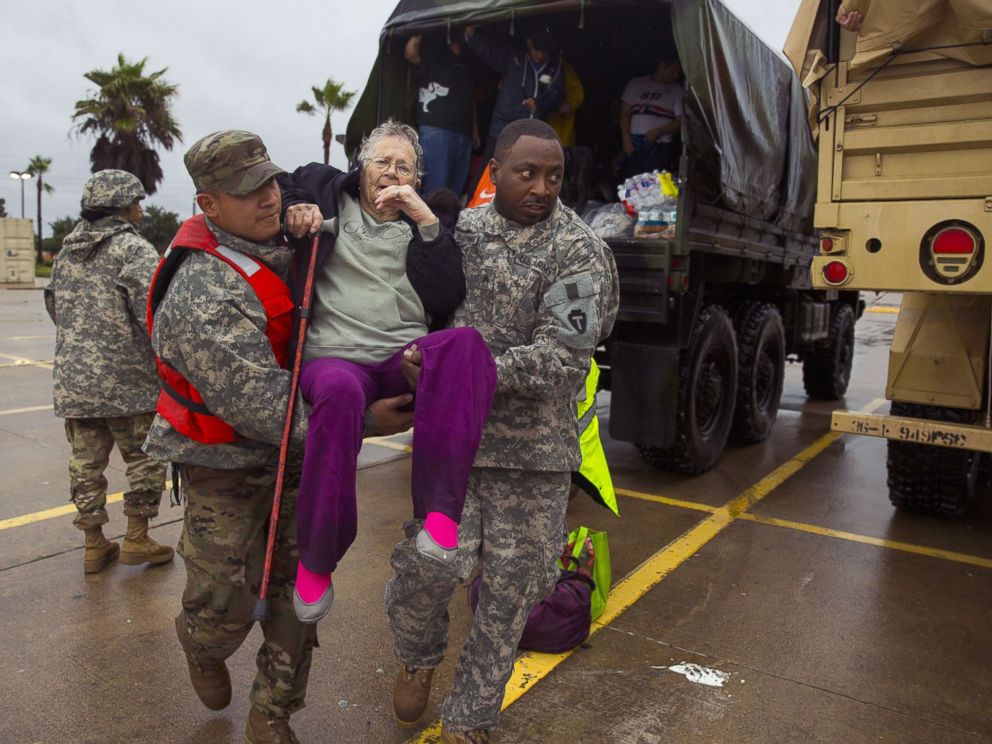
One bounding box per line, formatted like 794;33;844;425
0;481;173;531
0;404;53;417
865;306;899;314
364;436;413;454
0;353;53;369
409;397;886;742
614;487;717;514
0;493;124;530
739;513;992;570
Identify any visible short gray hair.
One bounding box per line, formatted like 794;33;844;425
357;119;424;177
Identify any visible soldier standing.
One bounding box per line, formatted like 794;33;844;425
144;130;413;743
385;118;620;743
44;169;173;574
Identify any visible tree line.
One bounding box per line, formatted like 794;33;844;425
24;53;354;259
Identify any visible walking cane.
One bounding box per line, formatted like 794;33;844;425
252;217;338;623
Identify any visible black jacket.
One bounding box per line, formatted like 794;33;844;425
278;163;465;331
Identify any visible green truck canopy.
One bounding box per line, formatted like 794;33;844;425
347;0;817;231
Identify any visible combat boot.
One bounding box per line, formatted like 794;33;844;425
175;614;232;711
83;527;119;574
120;515;174;566
393;664;434;727
245;707;301;744
440;727;491;743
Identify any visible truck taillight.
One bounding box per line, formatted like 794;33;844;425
819;234;847;254
932;227;977;255
822;260;851;285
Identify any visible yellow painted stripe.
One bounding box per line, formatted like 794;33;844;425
739;513;992;570
0;404;54;416
4;335;54;341
0;481;173;531
408;402;890;742
865;306;899;315
0;353;53;369
614;487;718;514
0;493;123;530
363;436;413;454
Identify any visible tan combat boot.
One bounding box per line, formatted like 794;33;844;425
175;614;232;711
83;527;119;574
120;515;174;566
244;707;301;744
440;727;491;743
394;664;434;728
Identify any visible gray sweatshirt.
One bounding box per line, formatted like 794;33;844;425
304;193;435;364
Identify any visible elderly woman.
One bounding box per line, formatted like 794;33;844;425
278;120;496;623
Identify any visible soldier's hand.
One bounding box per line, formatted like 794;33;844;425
522;97;538;113
836;8;863;32
401;345;423;391
285;204;324;238
368;393;414;436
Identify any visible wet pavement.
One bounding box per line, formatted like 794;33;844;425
1;286;989;744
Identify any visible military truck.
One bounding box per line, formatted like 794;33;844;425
787;0;992;514
348;0;860;474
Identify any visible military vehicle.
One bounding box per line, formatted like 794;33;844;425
348;0;860;474
787;0;992;514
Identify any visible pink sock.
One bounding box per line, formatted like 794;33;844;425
424;512;458;549
295;561;332;603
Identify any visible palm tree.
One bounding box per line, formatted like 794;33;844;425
296;78;356;165
72;53;182;195
26;156;54;263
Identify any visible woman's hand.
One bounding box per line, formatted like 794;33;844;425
285;204;324;238
374;185;438;227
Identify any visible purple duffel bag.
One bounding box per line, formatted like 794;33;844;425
468;569;595;653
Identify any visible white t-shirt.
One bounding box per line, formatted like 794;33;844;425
621;76;685;142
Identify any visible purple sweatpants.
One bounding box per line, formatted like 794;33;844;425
297;327;497;574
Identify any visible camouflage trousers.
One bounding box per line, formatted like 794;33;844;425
64;413;166;530
176;463;317;718
385;467;569;733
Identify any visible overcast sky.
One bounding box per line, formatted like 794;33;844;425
1;0;802;237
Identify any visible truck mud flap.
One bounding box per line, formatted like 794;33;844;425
608;342;680;449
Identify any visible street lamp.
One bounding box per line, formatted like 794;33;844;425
9;170;33;218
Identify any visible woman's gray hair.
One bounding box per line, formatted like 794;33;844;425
357;119;424;177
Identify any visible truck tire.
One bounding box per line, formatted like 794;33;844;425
639;305;738;473
886;402;981;517
802;303;855;400
732;303;785;444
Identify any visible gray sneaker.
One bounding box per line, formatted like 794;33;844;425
416;529;457;566
293;582;334;624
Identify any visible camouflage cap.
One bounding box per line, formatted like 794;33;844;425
80;170;146;210
184;130;285;196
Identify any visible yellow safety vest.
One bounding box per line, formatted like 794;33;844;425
574;360;619;516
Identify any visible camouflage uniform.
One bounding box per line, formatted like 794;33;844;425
44;170;165;529
385;200;620;732
144;212;314;719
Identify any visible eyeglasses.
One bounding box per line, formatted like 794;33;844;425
366;157;415;179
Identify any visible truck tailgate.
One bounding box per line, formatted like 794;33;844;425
822;58;992;202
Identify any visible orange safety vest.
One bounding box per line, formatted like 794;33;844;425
146;215;295;444
468;163;497;209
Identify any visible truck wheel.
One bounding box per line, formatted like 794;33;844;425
886;402;981;517
802;303;855;400
639;305;738;473
732;303;785;444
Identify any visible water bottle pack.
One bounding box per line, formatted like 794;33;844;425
618;170;680;238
